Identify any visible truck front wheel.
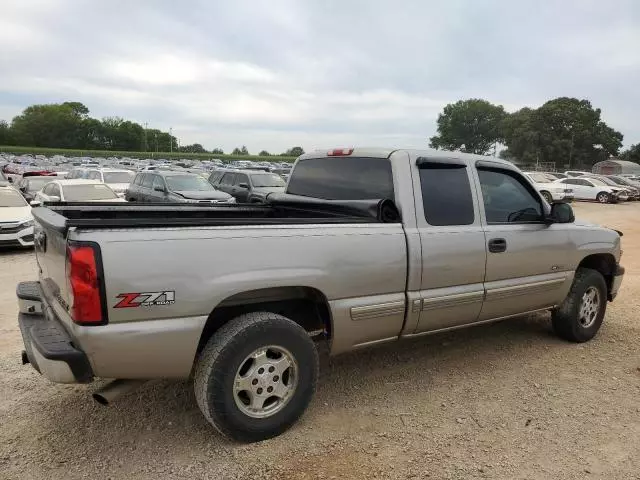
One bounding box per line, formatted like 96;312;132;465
551;268;607;342
194;312;319;442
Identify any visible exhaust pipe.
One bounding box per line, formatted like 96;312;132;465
92;379;146;406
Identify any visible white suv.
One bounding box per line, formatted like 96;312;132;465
0;182;34;247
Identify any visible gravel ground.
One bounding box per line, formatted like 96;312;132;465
1;202;639;480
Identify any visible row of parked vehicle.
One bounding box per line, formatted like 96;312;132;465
523;170;640;204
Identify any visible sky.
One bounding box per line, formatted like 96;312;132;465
1;0;639;153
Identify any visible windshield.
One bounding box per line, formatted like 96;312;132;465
165;175;214;191
527;173;553;183
63;184;118;201
103;171;134;183
251;173;286;188
26;177;52;191
0;189;28;207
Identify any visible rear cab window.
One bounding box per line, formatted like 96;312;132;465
286;157;394;200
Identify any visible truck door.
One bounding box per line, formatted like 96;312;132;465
413;157;487;333
474;161;573;321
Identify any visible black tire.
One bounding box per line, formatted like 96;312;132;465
596;192;610;204
194;312;319;442
552;268;607;343
540;191;553;203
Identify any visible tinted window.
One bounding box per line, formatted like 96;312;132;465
250;173;286;187
42;183;56;195
478;168;543;224
419;164;474;226
25;177;51;192
208;172;224;184
220;173;236;185
134;174;144;186
88;171;101;180
287;157;394;200
234;173;250;186
142;174;154;188
165;175;214;191
152;176;166;190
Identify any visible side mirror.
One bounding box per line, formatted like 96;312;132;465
153;185;166;192
30;200;41;207
548;202;575;224
237;183;249;189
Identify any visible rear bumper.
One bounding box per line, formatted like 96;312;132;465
17;281;93;383
609;265;625;301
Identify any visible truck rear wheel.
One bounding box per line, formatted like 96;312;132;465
552;268;607;342
194;311;319;442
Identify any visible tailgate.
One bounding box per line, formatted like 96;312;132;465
32;207;73;326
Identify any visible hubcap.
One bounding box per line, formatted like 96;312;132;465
578;287;600;328
233;346;298;418
598;194;608;203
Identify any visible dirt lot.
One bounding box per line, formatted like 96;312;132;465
1;202;639;480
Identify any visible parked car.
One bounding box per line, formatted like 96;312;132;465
608;175;640;192
523;172;574;203
33;180;125;204
582;175;639;200
16;176;59;202
544;172;568;180
84;168;135;197
0;182;34;247
554;177;627;203
19;148;624;442
126;171;235;203
209;169;286;203
564;170;592;178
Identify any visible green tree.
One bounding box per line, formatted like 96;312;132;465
259;150;270;156
429;99;506;155
619;144;640;163
0;120;14;145
211;148;224;155
502;98;623;168
232;146;249;155
284;146;304;156
11;102;92;148
179;143;207;153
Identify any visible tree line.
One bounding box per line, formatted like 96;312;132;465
0;102;304;157
429;97;639;167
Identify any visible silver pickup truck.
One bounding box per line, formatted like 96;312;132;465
17;148;624;442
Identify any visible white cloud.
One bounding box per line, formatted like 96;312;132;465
0;0;639;152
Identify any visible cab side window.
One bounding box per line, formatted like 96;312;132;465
418;161;474;226
142;174;154;188
477;167;543;224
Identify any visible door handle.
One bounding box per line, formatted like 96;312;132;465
488;238;507;253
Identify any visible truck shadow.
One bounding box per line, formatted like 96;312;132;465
23;311;609;475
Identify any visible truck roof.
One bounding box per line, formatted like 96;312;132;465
299;147;516;168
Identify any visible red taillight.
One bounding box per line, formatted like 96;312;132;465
67;244;104;325
327;148;354;156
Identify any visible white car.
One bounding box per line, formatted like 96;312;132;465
554;177;627;203
523;172;574;203
564;170;592;178
34;179;126;204
0;182;34;247
83;168;135;197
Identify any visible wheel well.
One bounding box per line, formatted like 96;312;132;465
195;287;332;357
578;254;616;295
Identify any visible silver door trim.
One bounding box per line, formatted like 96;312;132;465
421;290;485;311
350;301;406;321
485;277;567;302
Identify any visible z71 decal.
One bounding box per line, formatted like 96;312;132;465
114;291;175;308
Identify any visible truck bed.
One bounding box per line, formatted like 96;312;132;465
32;196;400;233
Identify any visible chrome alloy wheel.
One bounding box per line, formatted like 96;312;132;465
233;346;298;418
